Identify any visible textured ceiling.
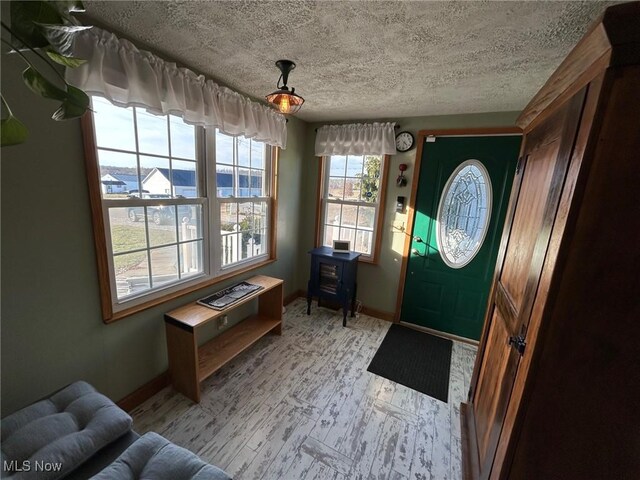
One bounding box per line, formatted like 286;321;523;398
82;1;615;122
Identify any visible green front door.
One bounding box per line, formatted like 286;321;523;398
400;135;521;340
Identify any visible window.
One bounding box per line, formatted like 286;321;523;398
84;97;276;321
436;160;492;268
215;131;270;268
318;154;389;261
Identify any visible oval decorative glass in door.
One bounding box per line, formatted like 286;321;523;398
436;159;492;268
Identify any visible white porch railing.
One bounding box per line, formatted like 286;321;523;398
222;230;263;266
117;224;263;298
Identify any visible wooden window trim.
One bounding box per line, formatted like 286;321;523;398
314;154;389;264
81;113;279;324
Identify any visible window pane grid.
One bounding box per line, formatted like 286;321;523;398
95;100;198;200
103;199;206;209
113;239;201;257
180;239;204;279
215;130;269;200
322;155;383;256
92;97;273;308
95;96;203;300
131;107;144;199
113;232;205;299
213;130;270;269
149;244;178;288
219;199;268;268
96;145;199;164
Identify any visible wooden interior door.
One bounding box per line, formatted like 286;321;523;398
470;89;586;478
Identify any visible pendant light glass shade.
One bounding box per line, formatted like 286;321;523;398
266;60;305;115
266;89;305;114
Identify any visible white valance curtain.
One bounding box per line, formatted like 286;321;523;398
314;122;397;156
66;28;288;148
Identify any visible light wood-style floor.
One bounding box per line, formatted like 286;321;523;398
131;298;477;480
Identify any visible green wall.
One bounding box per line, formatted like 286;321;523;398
1;35;520;416
0;52;309;416
297;112;520;316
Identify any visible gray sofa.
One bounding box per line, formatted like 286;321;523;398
91;432;229;479
1;382;230;480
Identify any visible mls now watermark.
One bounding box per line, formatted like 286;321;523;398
4;460;63;473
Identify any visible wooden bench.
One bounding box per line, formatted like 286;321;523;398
164;275;283;402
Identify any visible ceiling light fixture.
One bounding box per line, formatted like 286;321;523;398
266;60;305;115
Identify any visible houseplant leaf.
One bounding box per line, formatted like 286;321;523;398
10;1;63;49
53;1;86;13
37;23;92;56
51;84;90;120
22;66;67;101
1;115;29;146
45;49;86;68
51;1;86;27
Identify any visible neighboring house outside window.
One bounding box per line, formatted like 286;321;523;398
318;154;389;262
142;168;198;198
84;96;277;321
100;173;138;194
100;175;127;194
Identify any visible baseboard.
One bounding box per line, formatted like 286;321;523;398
298;289;396;322
461;402;480;480
284;289;305;306
116;289;307;412
360;305;395;322
114;293;394;412
117;371;170;413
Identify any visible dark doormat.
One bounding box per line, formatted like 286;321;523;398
367;324;453;403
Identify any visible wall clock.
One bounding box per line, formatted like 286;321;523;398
395;131;415;152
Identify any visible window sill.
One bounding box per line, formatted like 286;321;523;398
104;257;276;324
315;243;378;265
358;255;378;265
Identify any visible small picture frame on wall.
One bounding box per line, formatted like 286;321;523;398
332;240;351;254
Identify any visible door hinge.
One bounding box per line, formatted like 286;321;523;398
467;386;474;401
508;335;527;355
515;156;523;174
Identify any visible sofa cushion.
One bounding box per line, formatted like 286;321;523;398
91;432;231;480
1;381;132;480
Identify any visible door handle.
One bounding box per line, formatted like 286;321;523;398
508;335;526;355
411;248;427;258
411;236;426;257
